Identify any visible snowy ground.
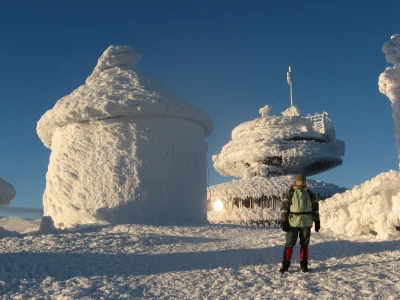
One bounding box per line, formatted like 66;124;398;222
0;221;399;299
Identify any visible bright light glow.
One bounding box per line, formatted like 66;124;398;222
214;199;224;211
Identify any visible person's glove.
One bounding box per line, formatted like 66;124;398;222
281;221;291;232
315;220;320;232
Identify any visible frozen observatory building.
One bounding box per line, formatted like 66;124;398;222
0;178;16;205
213;105;345;178
37;45;213;228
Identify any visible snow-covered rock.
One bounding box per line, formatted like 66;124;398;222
39;216;58;235
0;178;16;205
379;34;400;169
320;170;400;239
37;45;213;228
0;227;21;238
212;106;344;178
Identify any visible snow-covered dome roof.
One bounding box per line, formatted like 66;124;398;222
0;178;16;205
207;176;346;201
37;45;213;148
213;105;344;178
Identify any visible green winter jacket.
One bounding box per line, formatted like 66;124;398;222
280;186;319;228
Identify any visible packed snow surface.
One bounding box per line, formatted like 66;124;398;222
0;178;16;205
0;220;399;298
207;175;346;201
212;106;344;178
320;170;400;239
379;34;400;169
37;46;212;227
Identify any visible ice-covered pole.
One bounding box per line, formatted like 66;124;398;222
379;34;400;169
287;66;293;107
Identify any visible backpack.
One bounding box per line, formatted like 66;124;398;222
287;185;313;203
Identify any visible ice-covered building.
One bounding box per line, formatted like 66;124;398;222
208;175;346;211
37;45;213;228
0;178;16;205
213;106;345;178
209;103;345;217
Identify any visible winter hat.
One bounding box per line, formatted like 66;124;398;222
295;174;306;181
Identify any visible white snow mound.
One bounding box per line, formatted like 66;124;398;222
320;170;400;239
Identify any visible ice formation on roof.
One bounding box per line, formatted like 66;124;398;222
281;105;301;117
0;178;16;205
37;45;213;148
259;105;272;117
37;45;213;227
207;175;346;201
379;34;400;169
212;106;345;178
320;170;400;239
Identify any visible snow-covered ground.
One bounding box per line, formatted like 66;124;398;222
0;220;399;299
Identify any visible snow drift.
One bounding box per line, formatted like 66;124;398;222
37;45;213;228
320;170;400;239
0;178;16;205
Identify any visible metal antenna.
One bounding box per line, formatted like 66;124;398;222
287;66;293;107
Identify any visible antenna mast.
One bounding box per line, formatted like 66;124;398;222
287;66;293;107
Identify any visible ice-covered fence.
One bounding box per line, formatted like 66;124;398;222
304;111;333;135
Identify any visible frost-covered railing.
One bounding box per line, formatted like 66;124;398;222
304;111;333;134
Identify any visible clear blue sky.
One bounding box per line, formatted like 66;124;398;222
1;0;399;208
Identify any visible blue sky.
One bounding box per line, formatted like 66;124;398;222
0;0;399;208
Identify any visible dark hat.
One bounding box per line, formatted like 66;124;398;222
295;174;306;181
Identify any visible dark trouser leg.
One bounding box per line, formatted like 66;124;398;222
281;228;299;271
285;227;300;248
299;227;311;271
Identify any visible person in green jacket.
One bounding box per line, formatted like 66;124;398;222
279;174;320;273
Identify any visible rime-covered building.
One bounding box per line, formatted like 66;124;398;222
37;46;213;228
209;104;345;212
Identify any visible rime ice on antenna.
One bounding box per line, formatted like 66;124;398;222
287;66;293;107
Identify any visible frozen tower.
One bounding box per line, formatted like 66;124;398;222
379;34;400;170
37;46;213;227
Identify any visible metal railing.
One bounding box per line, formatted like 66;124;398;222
304;111;333;134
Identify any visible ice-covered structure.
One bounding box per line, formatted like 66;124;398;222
213;105;345;178
320;171;400;239
0;178;16;205
208;103;345;224
37;45;213;228
208;175;346;208
379;34;400;169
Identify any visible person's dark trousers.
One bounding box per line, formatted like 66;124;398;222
282;227;311;271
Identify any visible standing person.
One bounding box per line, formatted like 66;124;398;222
279;174;320;273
